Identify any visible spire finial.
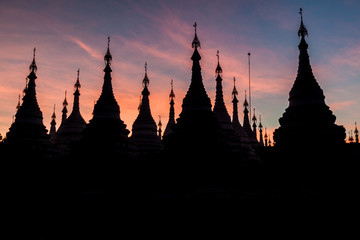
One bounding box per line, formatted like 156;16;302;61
29;47;37;72
104;36;112;65
74;68;81;90
143;62;149;88
232;77;238;97
244;90;249;107
52;104;56;119
63;90;68;107
169;79;175;100
298;8;308;38
252;108;257;122
215;50;223;75
192;22;201;49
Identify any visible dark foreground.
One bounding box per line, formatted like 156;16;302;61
2;143;359;237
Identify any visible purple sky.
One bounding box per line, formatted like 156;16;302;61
0;0;359;141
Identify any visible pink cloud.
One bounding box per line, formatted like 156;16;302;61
329;100;355;111
68;37;103;60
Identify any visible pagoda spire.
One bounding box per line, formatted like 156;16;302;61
258;115;264;146
158;115;162;139
72;69;81;112
131;63;160;153
92;36;121;120
232;77;240;126
230;77;251;151
252;108;257;138
354;122;359;144
55;69;87;152
6;48;49;148
243;91;252;135
213;50;232;130
273;8;345;147
264;128;268;147
163;79;176;137
81;36;129;156
13;47;43;125
61;90;68;124
164;23;227;154
50;104;56;143
181;22;211;113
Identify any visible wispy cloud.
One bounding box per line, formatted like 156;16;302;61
68;36;103;60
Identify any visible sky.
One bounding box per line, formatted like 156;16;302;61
0;0;359;141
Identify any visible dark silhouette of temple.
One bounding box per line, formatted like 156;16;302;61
55;69;86;154
1;10;359;205
4;48;53;157
130;63;161;154
163;23;230;156
79;37;130;157
273;8;345;147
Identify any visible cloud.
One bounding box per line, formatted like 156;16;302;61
68;36;103;60
329;100;355;111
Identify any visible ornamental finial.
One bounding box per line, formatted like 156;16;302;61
104;36;112;64
192;22;201;49
143;62;149;87
29;47;37;72
298;8;308;38
74;68;81;90
232;77;238;97
169;79;175;100
215;50;223;74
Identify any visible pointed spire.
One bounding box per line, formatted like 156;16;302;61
181;22;211;112
158;115;162;139
243;90;249;108
143;62;150;88
355;122;359;144
71;69;81;113
232;77;238;98
164;79;176;137
298;8;308;39
264;127;268;147
51;104;56;120
29;47;37;72
213;49;232;133
169;79;175;100
61;90;68;124
274;7;345;147
6;48;48;147
192;22;201;49
91;36;121;120
258;115;264;146
104;36;112;65
131;62;160;152
215;50;222;75
252;109;257;139
232;77;240;126
50;104;57;143
74;68;81;90
243;90;253;138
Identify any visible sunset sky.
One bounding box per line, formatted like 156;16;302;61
0;0;359;141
